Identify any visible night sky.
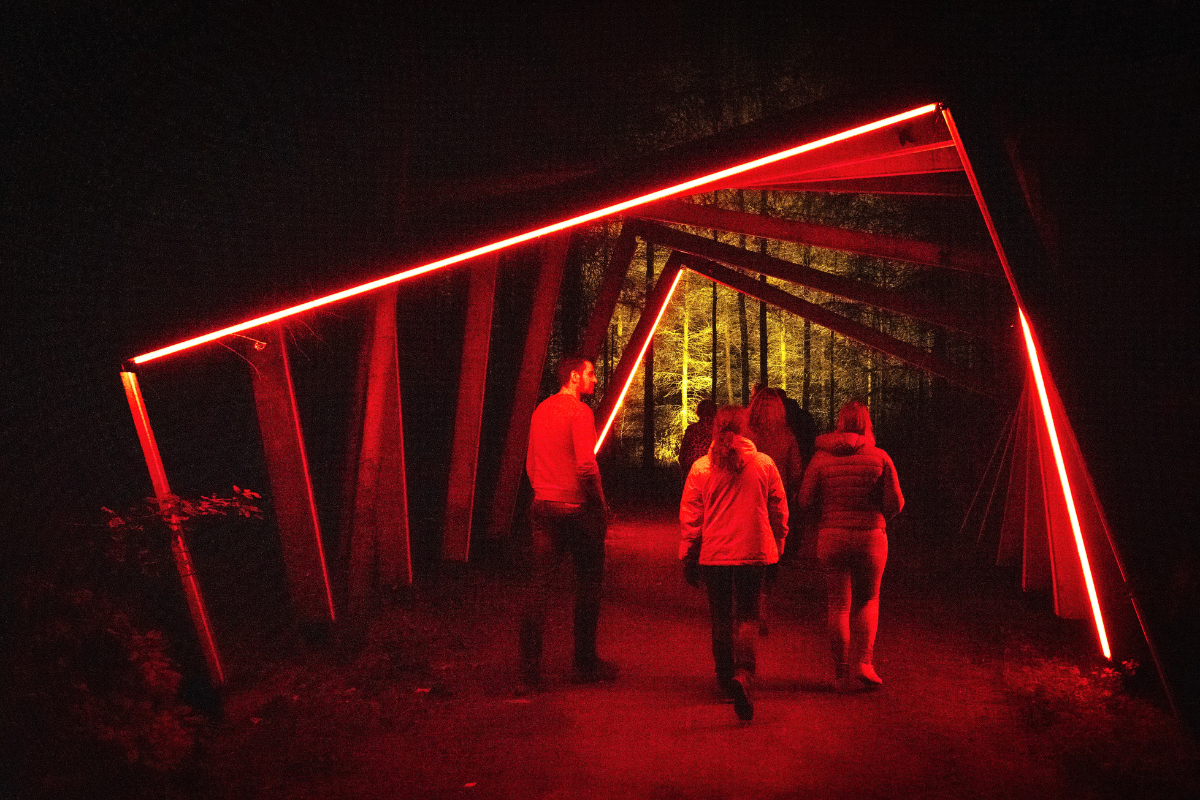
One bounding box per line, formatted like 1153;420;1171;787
4;2;1199;683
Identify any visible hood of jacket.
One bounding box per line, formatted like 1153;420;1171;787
815;430;875;456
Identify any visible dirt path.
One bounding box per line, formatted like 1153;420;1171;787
201;506;1198;799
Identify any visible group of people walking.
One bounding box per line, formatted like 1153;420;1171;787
520;356;903;724
681;388;903;720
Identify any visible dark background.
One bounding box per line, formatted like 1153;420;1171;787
4;2;1198;719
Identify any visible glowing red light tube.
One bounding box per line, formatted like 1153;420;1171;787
595;269;684;453
1019;311;1111;658
120;370;227;685
130;104;938;365
944;106;1111;659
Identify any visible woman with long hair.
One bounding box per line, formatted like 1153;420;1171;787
799;400;903;692
680;405;789;721
745;387;805;633
747;388;804;499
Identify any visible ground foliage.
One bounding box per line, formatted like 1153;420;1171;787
2;489;261;799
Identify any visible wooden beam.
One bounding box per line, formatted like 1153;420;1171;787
715;108;953;189
636;200;1001;275
249;323;338;626
442;255;499;562
747;172;974;197
578;227;638;362
628;220;1000;338
681;257;1000;399
344;288;412;619
595;252;686;435
120;370;225;688
764;142;964;182
486;234;571;540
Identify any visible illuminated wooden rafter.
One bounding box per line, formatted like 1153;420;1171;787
750;173;974;196
635;199;1002;275
681;256;998;399
594;252;686;451
628;219;1001;338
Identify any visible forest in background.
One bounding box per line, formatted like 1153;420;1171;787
557;187;1010;480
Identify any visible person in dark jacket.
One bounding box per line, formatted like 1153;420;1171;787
798;400;903;692
678;397;716;485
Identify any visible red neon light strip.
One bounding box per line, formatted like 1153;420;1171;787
278;333;338;623
945;106;1110;659
1019;311;1111;658
131;104;939;365
120;370;173;500
594;269;684;453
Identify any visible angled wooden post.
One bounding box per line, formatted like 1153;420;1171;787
120;369;225;687
594;252;686;440
248;325;337;627
344;286;412;618
486;235;571;540
442;255;500;561
579;227;638;362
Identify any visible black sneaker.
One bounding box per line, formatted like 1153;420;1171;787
730;676;753;721
572;658;619;684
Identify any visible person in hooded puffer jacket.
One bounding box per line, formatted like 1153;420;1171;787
680;405;788;721
799;400;903;693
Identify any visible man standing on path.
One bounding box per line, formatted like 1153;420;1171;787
521;355;618;690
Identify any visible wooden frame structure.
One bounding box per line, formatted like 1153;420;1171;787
117;95;1165;704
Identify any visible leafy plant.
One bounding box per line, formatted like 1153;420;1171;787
4;488;262;796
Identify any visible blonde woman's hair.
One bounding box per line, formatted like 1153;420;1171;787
836;399;874;439
748;387;787;440
711;405;748;473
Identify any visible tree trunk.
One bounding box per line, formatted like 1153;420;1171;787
826;328;836;429
759;275;768;389
779;310;787;393
643;242;655;468
681;271;689;435
738;290;749;404
724;314;734;407
711;280;718;403
802;318;812;410
758;191;769;389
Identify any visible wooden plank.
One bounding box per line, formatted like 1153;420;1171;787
595;252;686;437
346;288;412;619
121;370;225;687
579;228;638;361
680;256;1001;399
629;220;1001;338
1020;384;1052;590
249;324;337;625
442;255;499;561
996;386;1029;567
635;199;1001;276
716;109;952;188
485;235;571;540
745;172;974;196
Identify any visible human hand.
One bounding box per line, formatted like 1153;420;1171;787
683;561;701;588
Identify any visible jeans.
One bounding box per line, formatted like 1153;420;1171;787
701;564;766;689
818;527;887;674
520;499;607;677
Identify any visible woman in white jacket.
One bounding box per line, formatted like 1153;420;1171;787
680;405;788;721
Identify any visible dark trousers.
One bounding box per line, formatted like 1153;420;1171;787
702;564;766;688
520;499;606;676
